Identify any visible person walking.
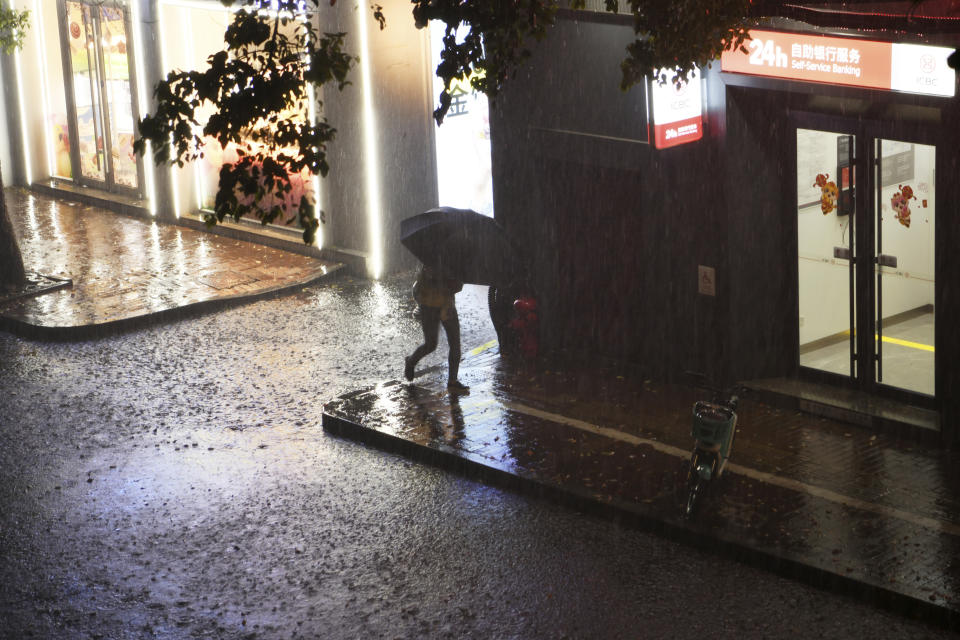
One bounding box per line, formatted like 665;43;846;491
405;265;469;393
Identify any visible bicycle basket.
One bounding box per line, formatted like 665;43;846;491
692;401;734;443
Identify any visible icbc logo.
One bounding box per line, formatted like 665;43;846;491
70;22;81;39
920;54;936;74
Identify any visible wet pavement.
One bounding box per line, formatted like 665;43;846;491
3;275;951;639
324;346;960;629
2;187;958;634
0;188;341;337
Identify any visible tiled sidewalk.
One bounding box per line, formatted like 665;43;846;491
0;188;341;337
324;345;960;630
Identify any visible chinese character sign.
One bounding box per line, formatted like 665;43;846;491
721;30;955;97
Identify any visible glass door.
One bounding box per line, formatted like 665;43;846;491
796;127;936;400
65;0;106;183
874;139;936;396
796;128;857;378
59;0;142;195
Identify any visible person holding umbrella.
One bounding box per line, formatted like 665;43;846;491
400;206;529;391
404;264;470;393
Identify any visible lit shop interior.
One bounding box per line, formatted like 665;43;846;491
4;0;493;276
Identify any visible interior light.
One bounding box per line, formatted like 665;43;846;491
33;0;55;178
184;6;205;212
307;33;324;249
156;0;320;232
160;0;235;212
131;0;158;214
13;48;32;185
357;3;384;279
155;9;180;218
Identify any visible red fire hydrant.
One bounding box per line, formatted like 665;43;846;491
509;296;539;359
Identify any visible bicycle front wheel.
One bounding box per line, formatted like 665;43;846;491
684;449;717;517
684;450;708;516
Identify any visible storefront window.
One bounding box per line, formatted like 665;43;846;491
65;1;104;182
160;2;316;220
429;23;494;216
99;6;137;189
59;0;140;193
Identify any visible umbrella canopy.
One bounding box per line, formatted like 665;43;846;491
400;207;527;287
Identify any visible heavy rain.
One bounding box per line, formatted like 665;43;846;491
2;0;959;638
1;191;956;639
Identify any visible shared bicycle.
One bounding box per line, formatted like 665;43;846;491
683;374;744;517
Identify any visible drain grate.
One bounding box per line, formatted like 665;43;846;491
0;272;72;305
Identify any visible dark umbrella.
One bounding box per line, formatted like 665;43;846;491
400;207;526;287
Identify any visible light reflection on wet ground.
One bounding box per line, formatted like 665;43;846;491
0;188;339;329
1;261;955;637
325;346;960;616
1;188;957;635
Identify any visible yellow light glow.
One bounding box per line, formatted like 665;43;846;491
158;0;320;234
33;0;55;178
357;3;384;279
13;48;32;185
158;0;231;11
153;8;180;218
307;35;324;249
159;0;234;213
184;6;206;212
130;0;158;215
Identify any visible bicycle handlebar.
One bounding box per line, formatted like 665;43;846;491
726;394;739;412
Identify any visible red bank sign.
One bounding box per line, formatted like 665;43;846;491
721;30;955;97
649;69;703;150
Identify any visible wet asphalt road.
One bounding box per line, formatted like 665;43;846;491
0;272;955;639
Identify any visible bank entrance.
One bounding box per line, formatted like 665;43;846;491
795;116;936;405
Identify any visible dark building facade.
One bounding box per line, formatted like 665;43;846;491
490;11;960;445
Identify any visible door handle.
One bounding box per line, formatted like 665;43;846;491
877;254;898;268
833;246;852;260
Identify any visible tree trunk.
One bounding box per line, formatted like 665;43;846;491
0;159;27;287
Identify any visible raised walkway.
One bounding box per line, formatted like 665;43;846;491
324;344;960;631
0;188;343;338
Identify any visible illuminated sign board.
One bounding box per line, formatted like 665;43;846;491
721;30;956;97
649;68;704;150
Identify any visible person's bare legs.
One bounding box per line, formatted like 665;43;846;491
442;306;468;392
406;306;440;380
405;305;467;392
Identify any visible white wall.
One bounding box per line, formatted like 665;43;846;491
36;0;69;181
158;1;233;218
320;0;439;275
0;50;12;186
5;0;49;186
